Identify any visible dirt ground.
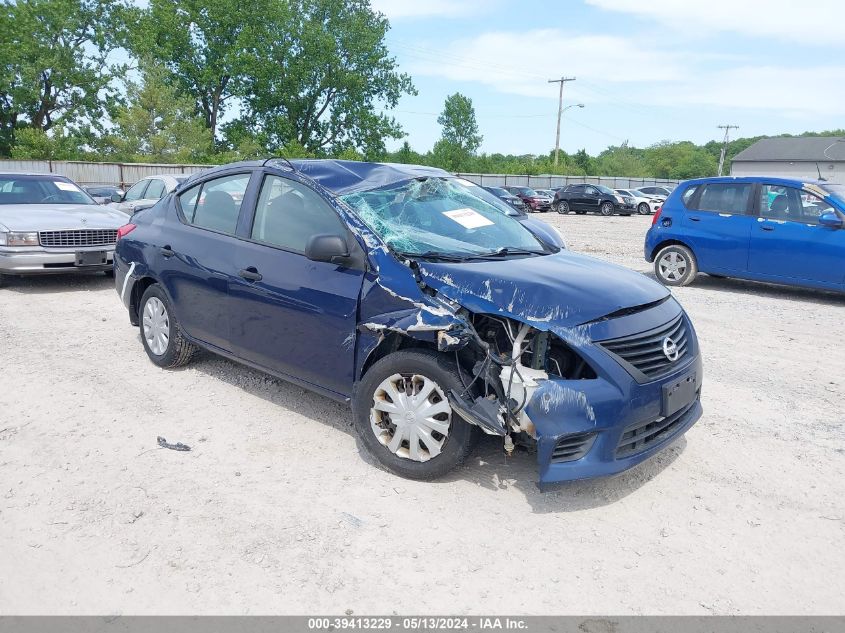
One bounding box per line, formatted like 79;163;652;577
1;213;843;615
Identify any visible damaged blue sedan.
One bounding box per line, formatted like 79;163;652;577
114;159;703;484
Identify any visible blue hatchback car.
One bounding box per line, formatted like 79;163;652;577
645;177;845;292
114;159;702;485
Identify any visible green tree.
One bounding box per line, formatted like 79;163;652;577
238;0;414;156
437;93;482;154
127;0;275;140
100;63;212;163
0;0;125;156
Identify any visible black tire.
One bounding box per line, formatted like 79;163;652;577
654;244;698;287
0;273;7;288
103;269;114;277
637;202;651;215
600;201;615;216
353;349;479;481
138;284;197;368
556;200;570;214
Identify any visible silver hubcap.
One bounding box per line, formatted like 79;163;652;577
369;373;451;462
142;297;170;356
659;251;687;281
602;203;612;214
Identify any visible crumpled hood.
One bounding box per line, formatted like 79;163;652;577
0;204;128;231
416;250;670;329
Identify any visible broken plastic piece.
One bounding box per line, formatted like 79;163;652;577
448;390;506;436
504;434;515;456
157;436;191;451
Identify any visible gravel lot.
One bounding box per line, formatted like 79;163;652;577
1;213;843;615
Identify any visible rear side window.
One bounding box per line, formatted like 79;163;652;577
144;179;166;199
251;176;345;252
178;174;251;235
681;185;699;207
692;183;751;214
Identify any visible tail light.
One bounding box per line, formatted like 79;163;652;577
117;223;137;240
651;208;662;226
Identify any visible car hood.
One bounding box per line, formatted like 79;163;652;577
0;204;128;231
416;250;669;329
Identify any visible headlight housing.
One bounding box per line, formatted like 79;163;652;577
0;231;39;246
614;195;625;204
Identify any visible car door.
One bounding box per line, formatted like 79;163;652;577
227;172;366;397
682;182;755;273
581;185;602;212
158;172;255;351
118;179;149;214
748;184;845;286
564;184;584;210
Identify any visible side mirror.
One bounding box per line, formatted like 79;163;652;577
305;234;349;264
111;193;124;203
818;211;843;228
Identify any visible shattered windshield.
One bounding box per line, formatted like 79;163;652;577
341;177;547;258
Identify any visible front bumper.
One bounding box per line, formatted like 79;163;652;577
0;246;114;274
528;355;702;484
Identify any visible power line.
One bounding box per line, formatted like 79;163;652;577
717;124;739;176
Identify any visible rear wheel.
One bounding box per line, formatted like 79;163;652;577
637;202;650;215
139;284;197;368
555;200;570;214
654;244;698;287
600;201;614;216
353;349;478;481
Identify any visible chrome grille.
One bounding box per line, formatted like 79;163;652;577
600;314;689;379
39;229;118;248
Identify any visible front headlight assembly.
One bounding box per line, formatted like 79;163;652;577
0;231;39;246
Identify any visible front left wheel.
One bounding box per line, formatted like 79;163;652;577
353;349;479;481
139;284;197;368
637;202;651;215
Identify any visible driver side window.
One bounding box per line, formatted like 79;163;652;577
251;176;345;252
124;180;148;201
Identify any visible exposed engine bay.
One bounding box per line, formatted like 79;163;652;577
444;313;596;453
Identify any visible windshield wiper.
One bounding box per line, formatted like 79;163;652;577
394;250;475;262
468;247;547;259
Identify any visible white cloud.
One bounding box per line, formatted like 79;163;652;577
586;0;845;43
405;29;688;99
401;29;845;119
370;0;492;20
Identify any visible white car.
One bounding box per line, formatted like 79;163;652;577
0;172;127;286
111;174;187;215
616;188;663;215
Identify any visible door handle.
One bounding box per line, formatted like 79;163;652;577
689;216;701;222
160;245;175;257
238;267;263;282
760;225;775;232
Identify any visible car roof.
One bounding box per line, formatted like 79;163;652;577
0;171;72;178
178;159;452;195
678;176;841;188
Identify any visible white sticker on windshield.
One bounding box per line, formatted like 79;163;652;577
442;208;495;229
54;181;81;192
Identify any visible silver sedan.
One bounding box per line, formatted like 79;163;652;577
0;172;128;286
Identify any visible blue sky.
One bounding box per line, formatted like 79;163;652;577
372;0;845;155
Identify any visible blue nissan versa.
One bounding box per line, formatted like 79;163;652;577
114;159;702;484
646;176;845;292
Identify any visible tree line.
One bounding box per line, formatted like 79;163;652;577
1;0;841;179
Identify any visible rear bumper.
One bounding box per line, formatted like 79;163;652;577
0;246;114;274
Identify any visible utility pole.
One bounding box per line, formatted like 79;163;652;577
717;124;739;176
549;76;576;167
